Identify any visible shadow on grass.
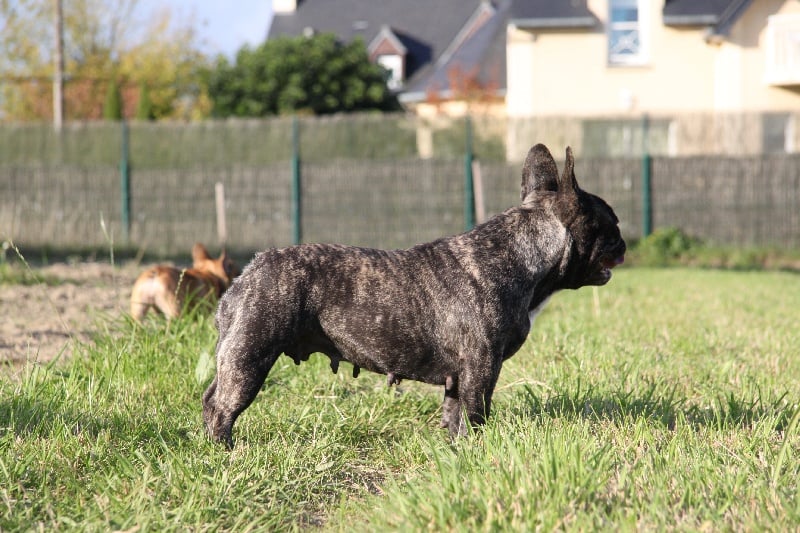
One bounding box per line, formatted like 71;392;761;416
512;381;796;432
0;389;194;448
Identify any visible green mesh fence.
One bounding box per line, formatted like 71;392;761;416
1;113;799;256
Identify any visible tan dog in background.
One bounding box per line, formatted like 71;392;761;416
130;243;240;321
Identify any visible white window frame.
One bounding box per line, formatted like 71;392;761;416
376;54;404;90
608;0;648;66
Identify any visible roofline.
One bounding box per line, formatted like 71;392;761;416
398;91;430;103
509;17;595;29
663;14;718;26
711;0;754;37
368;25;408;55
398;88;507;104
431;1;497;75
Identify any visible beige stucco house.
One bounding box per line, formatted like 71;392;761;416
506;0;800;157
268;1;800;157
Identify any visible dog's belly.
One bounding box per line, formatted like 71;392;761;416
284;330;341;362
310;313;456;386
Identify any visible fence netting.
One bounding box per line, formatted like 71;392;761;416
1;112;798;256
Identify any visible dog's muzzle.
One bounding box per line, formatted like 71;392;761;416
587;245;626;286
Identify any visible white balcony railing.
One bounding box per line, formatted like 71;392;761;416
764;14;800;86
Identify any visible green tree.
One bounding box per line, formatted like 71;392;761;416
102;79;122;120
135;81;153;120
118;8;212;120
0;0;211;121
0;0;53;120
207;33;399;117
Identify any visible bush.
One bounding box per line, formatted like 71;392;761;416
207;33;400;117
631;227;701;266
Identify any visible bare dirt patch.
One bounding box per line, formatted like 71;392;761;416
1;262;154;370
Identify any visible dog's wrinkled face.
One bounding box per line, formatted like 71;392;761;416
563;190;626;287
521;144;626;289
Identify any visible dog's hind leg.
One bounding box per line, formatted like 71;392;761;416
202;332;281;448
155;291;181;319
445;359;502;437
440;375;459;428
130;279;154;321
130;299;151;321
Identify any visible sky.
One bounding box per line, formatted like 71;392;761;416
141;1;274;58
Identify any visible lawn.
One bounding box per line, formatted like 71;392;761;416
2;267;799;531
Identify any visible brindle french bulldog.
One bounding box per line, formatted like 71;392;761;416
203;143;626;447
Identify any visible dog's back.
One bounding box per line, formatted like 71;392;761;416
130;243;239;321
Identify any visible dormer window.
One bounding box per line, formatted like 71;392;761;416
376;54;404;90
368;25;407;91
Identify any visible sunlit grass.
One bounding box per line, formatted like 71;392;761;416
2;267;799;530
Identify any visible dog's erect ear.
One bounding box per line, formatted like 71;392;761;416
192;243;211;264
559;147;580;195
218;248;240;278
521;144;559;201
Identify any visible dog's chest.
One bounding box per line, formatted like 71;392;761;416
528;295;552;327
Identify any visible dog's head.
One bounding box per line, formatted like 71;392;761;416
192;243;241;287
521;144;626;289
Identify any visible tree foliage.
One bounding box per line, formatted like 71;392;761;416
0;0;211;121
207;33;400;117
134;81;153;120
117;7;212;120
102;79;122;120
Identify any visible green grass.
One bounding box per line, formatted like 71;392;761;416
2;267;800;531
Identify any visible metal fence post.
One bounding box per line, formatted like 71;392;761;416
120;120;131;243
464;115;475;231
291;116;302;245
641;114;652;238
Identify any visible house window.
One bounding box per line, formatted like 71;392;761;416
608;0;645;65
376;54;404;90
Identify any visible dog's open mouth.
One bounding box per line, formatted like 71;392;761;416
588;254;625;285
